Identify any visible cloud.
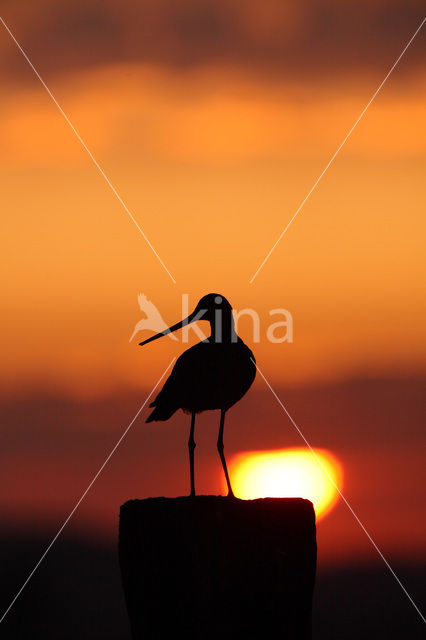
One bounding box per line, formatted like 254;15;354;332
0;0;424;84
2;64;425;167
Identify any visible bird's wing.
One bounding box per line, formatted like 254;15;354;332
137;294;178;341
137;293;149;312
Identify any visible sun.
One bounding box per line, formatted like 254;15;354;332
228;448;343;521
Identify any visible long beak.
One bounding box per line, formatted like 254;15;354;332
138;309;203;346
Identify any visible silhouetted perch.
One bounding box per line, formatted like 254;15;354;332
119;496;316;639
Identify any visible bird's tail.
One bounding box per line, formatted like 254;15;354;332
146;402;178;423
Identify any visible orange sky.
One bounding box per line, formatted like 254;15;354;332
1;2;425;580
1;62;425;395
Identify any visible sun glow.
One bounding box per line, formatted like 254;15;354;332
229;448;343;521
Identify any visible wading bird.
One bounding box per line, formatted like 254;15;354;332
139;294;256;497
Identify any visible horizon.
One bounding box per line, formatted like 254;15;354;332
1;1;425;636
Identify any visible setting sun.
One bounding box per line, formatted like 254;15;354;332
229;448;343;521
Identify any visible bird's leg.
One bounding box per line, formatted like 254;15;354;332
188;411;196;497
217;410;234;498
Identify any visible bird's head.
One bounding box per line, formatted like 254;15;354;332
192;293;232;322
139;293;233;346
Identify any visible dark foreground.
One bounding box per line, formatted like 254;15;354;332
119;496;316;639
0;529;424;638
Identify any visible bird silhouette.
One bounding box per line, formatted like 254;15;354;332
129;293;178;343
139;293;256;497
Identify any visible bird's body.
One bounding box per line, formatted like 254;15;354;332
147;338;256;421
139;293;256;496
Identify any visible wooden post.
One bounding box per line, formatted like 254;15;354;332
119;496;316;639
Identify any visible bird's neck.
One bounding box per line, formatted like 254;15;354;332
209;309;238;343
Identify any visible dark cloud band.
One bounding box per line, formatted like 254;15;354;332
1;0;425;83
